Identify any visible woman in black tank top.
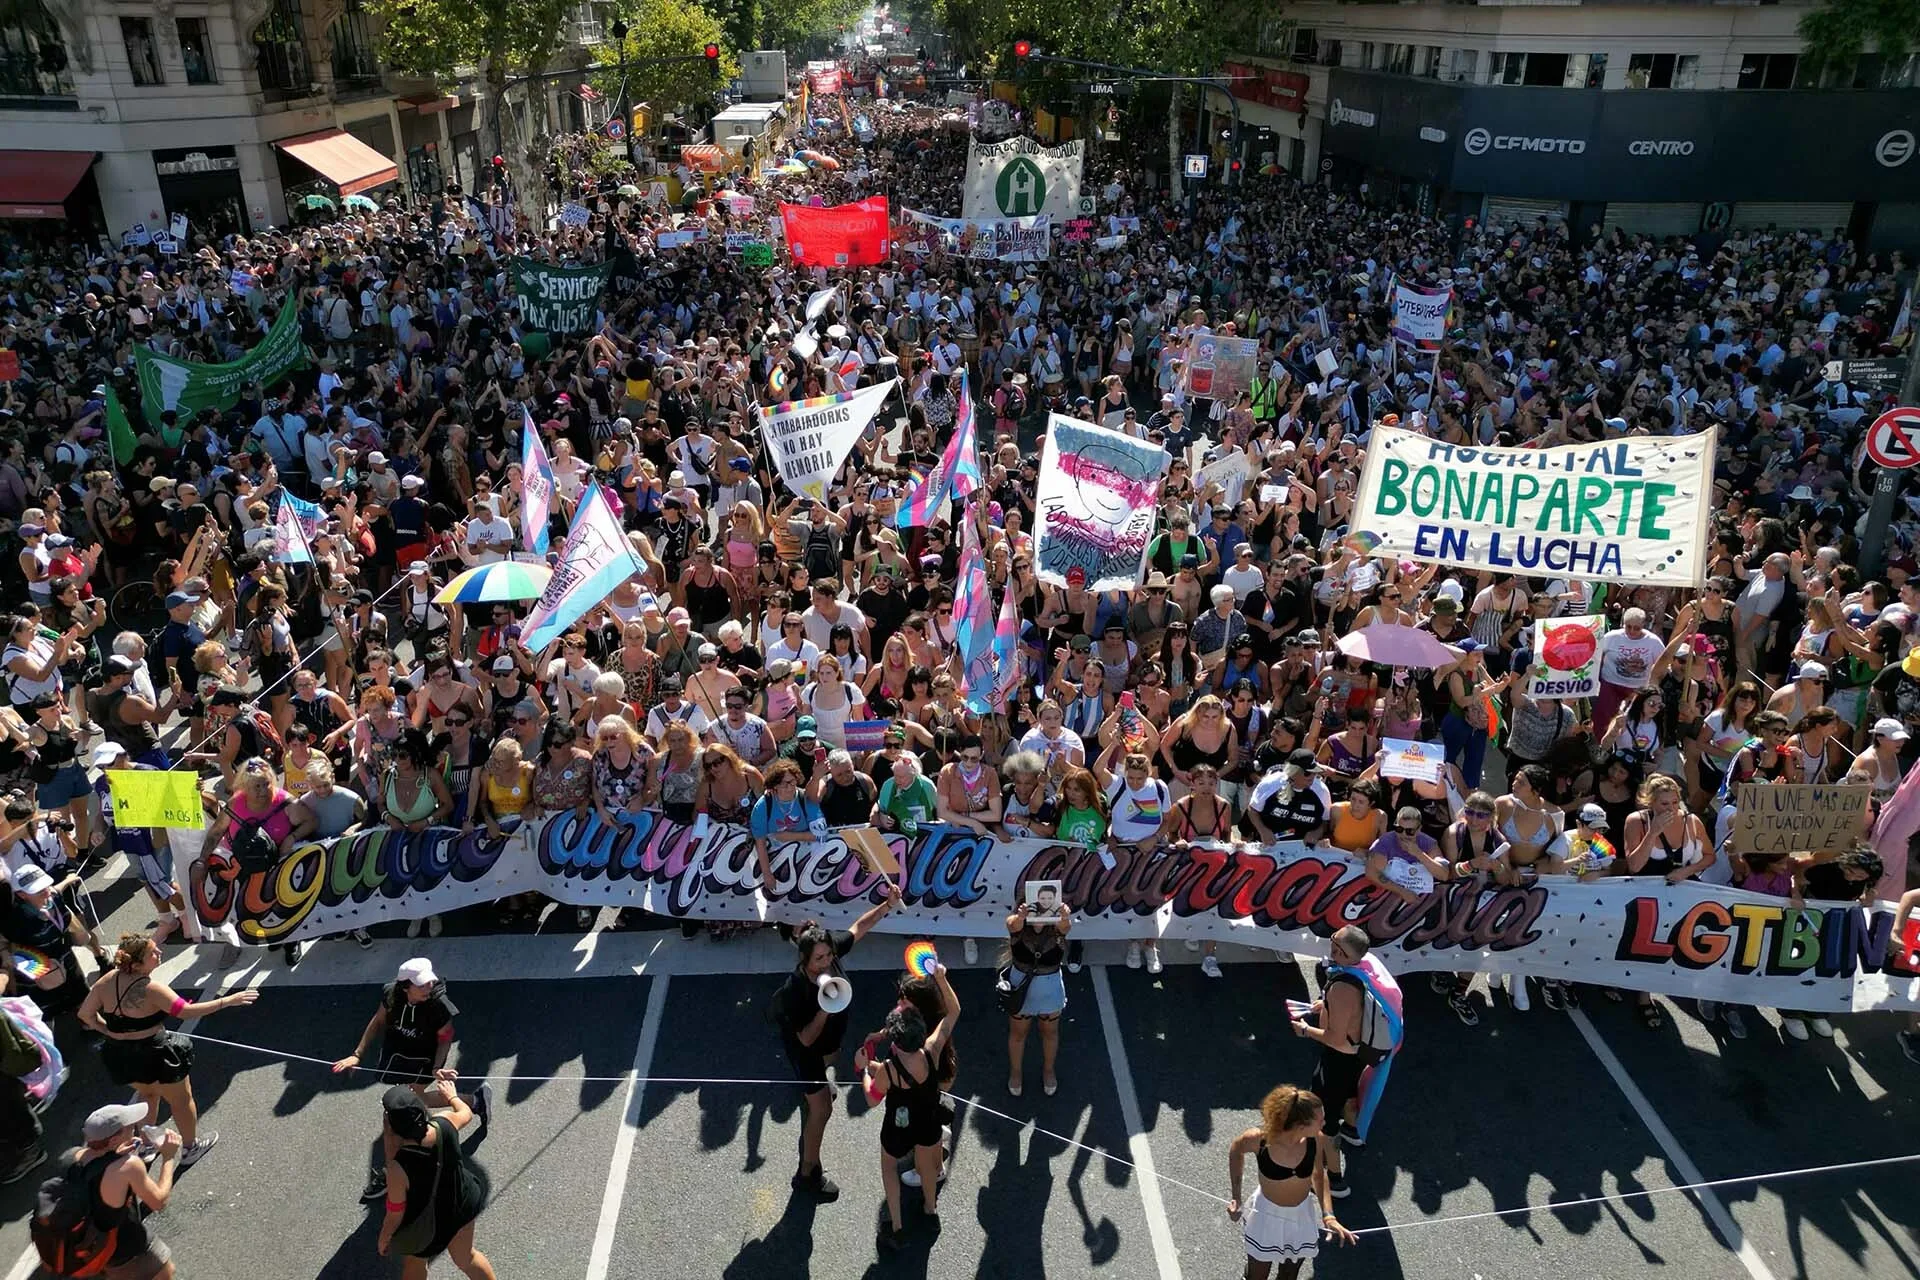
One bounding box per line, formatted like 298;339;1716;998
858;966;958;1253
1228;1083;1354;1275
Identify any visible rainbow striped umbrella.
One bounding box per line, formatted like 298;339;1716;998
434;561;552;603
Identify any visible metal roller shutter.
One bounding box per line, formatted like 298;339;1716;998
1602;202;1705;238
1482;196;1566;231
1729;202;1853;233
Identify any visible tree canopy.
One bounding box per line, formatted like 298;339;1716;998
1797;0;1920;82
591;0;737;114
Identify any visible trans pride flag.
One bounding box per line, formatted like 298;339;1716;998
897;368;982;528
953;513;995;714
521;407;555;555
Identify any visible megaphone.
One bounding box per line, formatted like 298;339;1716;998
816;973;853;1014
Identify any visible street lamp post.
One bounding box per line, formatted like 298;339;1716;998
611;20;632;162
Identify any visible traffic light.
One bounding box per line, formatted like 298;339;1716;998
703;43;721;75
1013;39;1032;60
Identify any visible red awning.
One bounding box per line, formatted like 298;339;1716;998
0;150;96;220
274;129;399;196
401;92;459;113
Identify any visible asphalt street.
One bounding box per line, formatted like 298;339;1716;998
0;867;1912;1280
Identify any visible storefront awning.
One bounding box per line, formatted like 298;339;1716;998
401;92;459;113
274;129;399;196
0;150;97;219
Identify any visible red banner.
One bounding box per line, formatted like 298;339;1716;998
780;198;891;267
1222;62;1310;114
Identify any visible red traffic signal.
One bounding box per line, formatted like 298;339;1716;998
1229;159;1243;172
1013;40;1032;59
704;42;720;62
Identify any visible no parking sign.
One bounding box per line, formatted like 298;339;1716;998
1865;406;1920;470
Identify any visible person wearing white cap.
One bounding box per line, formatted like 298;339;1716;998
332;957;491;1204
77;934;258;1167
1846;718;1911;803
62;1100;184;1279
1766;659;1828;725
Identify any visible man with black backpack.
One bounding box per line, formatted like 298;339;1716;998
36;1102;179;1280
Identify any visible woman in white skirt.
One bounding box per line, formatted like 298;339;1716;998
1226;1084;1358;1278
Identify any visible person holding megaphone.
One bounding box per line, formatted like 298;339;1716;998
773;887;903;1202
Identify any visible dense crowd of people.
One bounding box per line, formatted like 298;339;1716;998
0;61;1911;1277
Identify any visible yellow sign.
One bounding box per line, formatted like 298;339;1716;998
107;769;205;829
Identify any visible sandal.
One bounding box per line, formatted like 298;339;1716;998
1640;1001;1664;1029
1604;987;1625;1003
1007;1078;1022;1097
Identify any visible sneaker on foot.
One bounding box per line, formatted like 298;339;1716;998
1698;999;1720;1023
428;914;443;938
1809;1016;1834;1039
963;938;978;965
901;1167;922;1188
1184;938;1200;953
1201;954;1222;979
1449;994;1480;1027
473;1080;494;1134
0;1147;46;1185
1541;981;1566;1012
1725;1008;1749;1040
1429;972;1453;994
1337;1122;1365;1151
1125;941;1143;970
791;1168;840;1201
350;929;373;949
360;1167;387;1203
1563;984;1582;1009
1898;1029;1920;1064
405;918;423;939
1066;940;1084;973
1327;1170;1351;1199
1144;945;1163;975
284;941;305;967
1508;975;1530;1012
179;1131;219;1167
1781;1016;1810;1042
877;1225;906;1254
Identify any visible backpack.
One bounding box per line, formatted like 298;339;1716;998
231;709;285;769
32;1159;118;1278
226;797;290;874
804;525;840;581
1330;970;1397;1064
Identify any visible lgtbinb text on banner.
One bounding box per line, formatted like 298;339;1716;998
962;137;1085;221
759;379;898;502
133;301;307;427
1526;614;1607;698
187;810;1920;1013
1032;413;1170;592
1350;425;1715;588
518;481;644;652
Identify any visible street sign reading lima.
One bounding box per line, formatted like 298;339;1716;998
1073;80;1134;97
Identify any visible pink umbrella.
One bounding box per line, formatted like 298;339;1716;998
1335;624;1460;669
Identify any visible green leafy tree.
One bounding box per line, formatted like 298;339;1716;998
1797;0;1920;82
592;0;737;114
368;0;578;202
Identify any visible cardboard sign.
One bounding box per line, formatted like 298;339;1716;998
106;769;205;829
1731;784;1872;855
843;825;901;878
1380;738;1444;783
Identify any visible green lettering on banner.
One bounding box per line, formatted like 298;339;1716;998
1639;483;1675;540
133;301;308;426
1375;457;1410;515
742;242;774;267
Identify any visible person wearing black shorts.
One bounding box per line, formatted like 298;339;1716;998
333;957;492;1203
862;963;958;1253
1291;925;1374;1200
772;888;901;1200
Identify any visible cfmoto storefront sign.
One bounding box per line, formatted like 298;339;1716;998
1879;130;1916;168
1329;98;1377;129
1463;127;1585;156
1628;140;1695;156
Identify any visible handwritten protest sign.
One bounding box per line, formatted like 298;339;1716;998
1380;739;1444;783
1731;784;1871;855
107;770;205;829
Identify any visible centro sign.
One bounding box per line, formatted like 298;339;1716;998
1329;98;1377;128
1628;139;1695;156
1463;127;1585;156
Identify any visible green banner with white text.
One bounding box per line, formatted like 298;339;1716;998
510;257;611;334
132;302;307;427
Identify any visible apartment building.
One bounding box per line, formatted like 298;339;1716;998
1216;3;1920;249
0;0;614;241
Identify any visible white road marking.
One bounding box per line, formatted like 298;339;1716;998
584;974;671;1280
1570;1008;1779;1280
1092;965;1184;1280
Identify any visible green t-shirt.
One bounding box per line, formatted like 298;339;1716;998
877;776;938;832
1057;804;1107;847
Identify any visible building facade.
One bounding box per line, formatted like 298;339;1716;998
1215;2;1920;249
0;0;614;241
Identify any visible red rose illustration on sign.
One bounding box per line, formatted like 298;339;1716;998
1542;624;1597;671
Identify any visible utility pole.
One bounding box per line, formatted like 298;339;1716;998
1860;350;1920;578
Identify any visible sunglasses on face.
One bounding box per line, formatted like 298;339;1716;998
1397;826;1421;835
1465;808;1493;819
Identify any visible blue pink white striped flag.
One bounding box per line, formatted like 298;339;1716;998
897;368;982;528
954;512;996;715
